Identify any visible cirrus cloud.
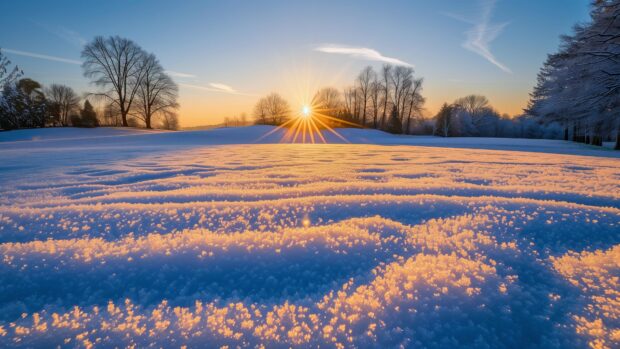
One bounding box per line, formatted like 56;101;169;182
315;44;413;67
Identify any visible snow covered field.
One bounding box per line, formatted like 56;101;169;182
0;126;619;348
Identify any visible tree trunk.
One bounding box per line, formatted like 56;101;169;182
564;123;569;141
121;110;129;127
572;122;578;142
615;124;620;150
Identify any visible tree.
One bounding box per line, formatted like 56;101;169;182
45;84;80;126
380;64;392;128
434;103;455;137
160;111;179;130
356;66;375;125
453;95;498;136
369;79;381;129
253;93;290;125
403;78;425;134
82;36;147;127
72;100;98;127
134;53;178;129
19;79;48;128
0;83;25;130
0;48;22;89
527;1;620;149
313;87;342;114
386;105;402;134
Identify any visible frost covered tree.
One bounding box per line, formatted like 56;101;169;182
434;103;458;137
134;53;179;129
0;48;22;90
453;95;500;137
0;78;48;130
45;84;80;126
82;36;147;127
528;0;620;149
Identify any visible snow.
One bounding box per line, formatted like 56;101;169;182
0;126;618;348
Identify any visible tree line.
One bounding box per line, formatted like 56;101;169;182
252;64;426;134
252;65;558;139
528;0;620;149
0;36;179;131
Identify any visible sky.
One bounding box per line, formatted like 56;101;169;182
0;0;591;127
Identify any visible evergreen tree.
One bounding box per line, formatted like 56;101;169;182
74;100;99;127
386;105;403;134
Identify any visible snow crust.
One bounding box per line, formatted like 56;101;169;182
0;127;618;348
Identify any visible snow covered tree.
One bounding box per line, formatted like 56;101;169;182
0;78;48;130
434;103;455;137
0;48;22;90
528;0;620;149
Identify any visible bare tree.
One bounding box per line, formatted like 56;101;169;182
380;64;392;128
45;84;80;126
391;66;414;118
404;78;424;134
253;93;290;125
357;66;375;125
134;53;179;129
160;110;179;130
455;95;490;115
313;87;342;115
81;36;147;127
343;87;356;119
369;79;381;129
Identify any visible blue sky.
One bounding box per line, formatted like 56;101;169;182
0;0;591;126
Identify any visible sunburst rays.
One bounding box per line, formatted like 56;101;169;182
258;99;361;144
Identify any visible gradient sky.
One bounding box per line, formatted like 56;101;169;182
1;0;590;127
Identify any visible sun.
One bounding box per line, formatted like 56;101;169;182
301;105;311;118
258;97;358;144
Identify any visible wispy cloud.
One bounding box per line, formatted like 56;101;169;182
315;44;413;67
446;0;511;73
179;83;255;96
209;83;236;93
165;70;196;79
33;22;87;48
3;48;82;65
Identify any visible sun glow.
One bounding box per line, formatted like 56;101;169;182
258;98;362;144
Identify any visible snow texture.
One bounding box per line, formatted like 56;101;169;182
0;126;618;348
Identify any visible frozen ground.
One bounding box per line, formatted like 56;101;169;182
0;126;618;348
